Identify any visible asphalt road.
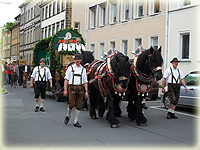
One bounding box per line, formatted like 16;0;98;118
1;81;199;149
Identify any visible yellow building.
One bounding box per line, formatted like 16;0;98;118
86;0;166;61
2;29;11;62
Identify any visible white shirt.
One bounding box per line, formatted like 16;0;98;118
58;43;72;52
31;66;52;81
2;64;4;72
25;65;27;72
65;64;87;85
163;67;184;84
75;43;86;53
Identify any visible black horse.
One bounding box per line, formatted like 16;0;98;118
88;52;131;128
126;46;163;126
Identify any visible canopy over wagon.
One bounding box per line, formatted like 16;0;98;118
32;28;85;101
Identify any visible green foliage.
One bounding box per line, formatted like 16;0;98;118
5;22;15;30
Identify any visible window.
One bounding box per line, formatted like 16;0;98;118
33;29;35;41
180;32;190;59
90;44;95;56
61;0;65;11
183;0;191;6
74;22;80;32
30;30;32;43
109;1;117;24
121;0;129;21
46;6;48;19
99;42;105;59
28;10;30;21
150;36;158;50
134;0;143;18
99;3;106;27
121;39;128;55
34;6;36;16
57;0;60;13
42;8;44;20
61;20;64;30
49;4;52;17
31;8;33;19
149;0;160;14
27;32;29;44
52;24;55;35
53;1;56;15
89;6;96;28
110;41;116;49
134;38;142;50
45;27;47;38
48;26;51;37
41;28;44;39
56;22;60;32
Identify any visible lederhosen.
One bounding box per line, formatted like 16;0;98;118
168;67;181;105
68;65;84;110
34;66;47;99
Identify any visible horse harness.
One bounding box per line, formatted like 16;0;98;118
87;53;129;99
131;53;162;94
38;66;46;82
170;67;180;84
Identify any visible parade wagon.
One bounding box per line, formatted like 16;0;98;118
32;28;85;102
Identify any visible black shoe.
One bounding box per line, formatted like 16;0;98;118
142;103;148;109
64;116;70;124
171;113;178;119
35;106;39;112
167;112;171;119
39;107;45;112
73;122;81;128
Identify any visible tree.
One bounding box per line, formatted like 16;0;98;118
5;22;15;30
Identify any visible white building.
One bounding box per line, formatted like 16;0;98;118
40;0;86;40
167;0;200;75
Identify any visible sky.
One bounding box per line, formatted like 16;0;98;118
0;0;25;27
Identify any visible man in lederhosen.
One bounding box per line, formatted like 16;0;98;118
162;58;188;119
22;61;31;88
74;37;86;54
63;53;88;128
10;61;19;88
30;58;53;112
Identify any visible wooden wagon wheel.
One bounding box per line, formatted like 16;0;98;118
55;82;62;102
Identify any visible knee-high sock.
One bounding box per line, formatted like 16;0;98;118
67;107;72;118
74;109;80;124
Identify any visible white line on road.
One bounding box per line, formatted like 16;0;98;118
150;106;200;119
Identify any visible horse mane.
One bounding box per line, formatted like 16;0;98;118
111;52;130;77
136;47;163;75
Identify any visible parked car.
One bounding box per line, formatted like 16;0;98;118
161;71;200;109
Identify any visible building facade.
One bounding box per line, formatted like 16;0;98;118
19;0;42;66
10;15;21;62
86;0;167;61
2;28;11;62
40;0;86;40
167;0;200;75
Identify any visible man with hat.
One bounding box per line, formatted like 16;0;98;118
162;57;188;119
30;58;53;112
63;53;88;128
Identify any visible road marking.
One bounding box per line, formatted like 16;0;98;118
150;106;200;119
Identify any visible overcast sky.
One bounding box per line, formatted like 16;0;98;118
0;0;25;27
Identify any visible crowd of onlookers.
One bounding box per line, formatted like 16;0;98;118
1;60;31;88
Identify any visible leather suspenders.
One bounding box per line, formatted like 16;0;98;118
71;66;84;85
38;66;46;82
170;67;180;84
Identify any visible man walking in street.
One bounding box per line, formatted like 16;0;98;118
18;63;23;86
162;57;188;119
64;53;88;128
22;61;31;88
30;58;53;112
10;61;19;88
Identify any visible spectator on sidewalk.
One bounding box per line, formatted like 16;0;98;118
10;61;19;88
6;63;12;85
18;63;23;86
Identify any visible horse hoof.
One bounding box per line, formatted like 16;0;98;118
91;116;96;119
111;124;118;128
138;123;147;127
129;118;135;122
